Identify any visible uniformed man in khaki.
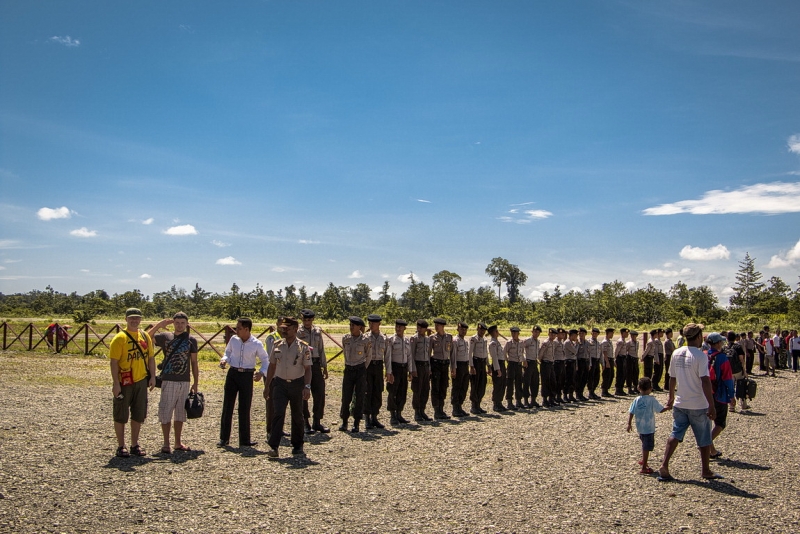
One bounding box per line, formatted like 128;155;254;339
298;309;329;434
364;314;387;430
339;316;371;433
450;322;471;418
264;317;312;458
504;327;527;410
410;319;432;422
575;327;591;402
488;325;507;412
586;327;602;400
429;317;454;420
642;329;658;381
553;328;567;404
653;328;665;391
468;323;489;414
600;327;615;397
626;330;640;395
564;329;579;403
522;325;542;408
385;319;411;425
614;328;630;396
539;328;557;407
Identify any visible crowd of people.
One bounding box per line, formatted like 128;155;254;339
107;307;798;479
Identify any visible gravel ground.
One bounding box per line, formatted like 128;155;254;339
1;351;799;533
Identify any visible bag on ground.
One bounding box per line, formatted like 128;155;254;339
185;392;205;419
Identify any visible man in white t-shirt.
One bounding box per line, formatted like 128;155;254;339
764;331;777;377
789;330;800;372
657;323;721;481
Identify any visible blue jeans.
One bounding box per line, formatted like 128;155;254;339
670;406;712;447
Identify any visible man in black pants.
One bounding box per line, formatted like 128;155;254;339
575;327;591;401
488;325;506;412
522;325;542;408
410;320;432;421
429;318;454;419
297;310;329;433
339;317;371;433
468;323;489;414
385;319;411;424
614;328;630;396
538;328;557;407
364;314;387;429
450;322;471;417
600;327;615;397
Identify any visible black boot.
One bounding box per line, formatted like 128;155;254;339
365;415;374;430
493;402;506;412
515;400;525;410
469;403;481;415
351;418;361;433
338;419;348;432
530;399;541;408
304;419;315;434
396;411;409;424
312;419;330;433
390;412;400;425
420;411;432;421
372;415;385;429
414;410;424;422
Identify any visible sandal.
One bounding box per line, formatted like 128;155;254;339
116;446;130;458
174;445;191;452
640;467;654;475
710;451;723;459
160;446;172;454
130;444;146;457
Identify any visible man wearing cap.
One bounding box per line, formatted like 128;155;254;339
263;317;312;458
468;323;489;414
538;328;557;407
109;308;156;458
450;322;471;417
340;316;372;433
364;314;388;429
642;329;658;381
429;318;454;419
410;320;432;422
653;329;665;391
657;323;720;481
562;329;579;403
600;328;615;397
584;327;601;400
297;310;329;434
553;328;567;404
218;317;268;448
264;317;284;438
504;327;526;410
488;325;507;412
614;328;630;396
627;331;640;395
575;327;591;402
522;326;542;408
385;319;411;425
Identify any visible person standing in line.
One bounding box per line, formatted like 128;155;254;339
429;318;454;420
339;316;371;433
297;310;330;434
539;328;558;407
764;328;777;377
600;327;616;397
563;329;579;403
218;317;268;448
725;331;749;412
641;329;657;380
385;319;412;425
504;327;526;410
488;325;507;412
264;318;284;438
789;329;800;372
575;327;591;401
450;322;471;417
264;317;312;458
585;327;601;400
468;323;489;414
410;320;432;422
364;314;387;429
522;325;542;408
652;329;665;391
756;328;768;372
743;331;756;375
109;308;156;458
614;328;630;396
663;328;676;390
553;328;567;404
627;330;641;395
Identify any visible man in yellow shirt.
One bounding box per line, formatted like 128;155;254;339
109;308;156;458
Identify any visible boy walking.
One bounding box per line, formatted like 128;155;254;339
627;377;670;475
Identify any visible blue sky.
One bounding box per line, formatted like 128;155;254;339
1;1;799;303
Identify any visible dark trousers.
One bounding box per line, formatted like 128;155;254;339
469;358;488;405
791;350;800;371
302;360;325;422
265;379;275;434
491;360;507;404
522;359;539;401
643;355;654;379
540;361;555;401
430;359;450;410
615;356;627;393
575;359;589;396
268;378;303;450
451;361;470;407
220;368;254;445
505;361;524;402
554;361;566;397
626;356;639;390
652;355;664;389
387;362;409;413
745;350;755;374
588;359;601;393
758;350;765;371
601;361;614;393
564;360;576;396
364;361;384;416
664;353;673;390
411;361;431;411
341;364;366;420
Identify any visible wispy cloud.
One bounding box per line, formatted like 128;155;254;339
347;270;364;279
298;240;320;245
416;199;431;204
0;240;18;249
0;266;5;271
766;238;800;268
4;259;21;264
643;182;800;215
680;244;731;261
140;273;152;279
70;227;97;238
642;268;692;277
49;35;80;47
272;267;285;272
788;135;800;154
163;224;197;236
142;218;154;225
211;240;230;247
498;208;553;224
216;256;241;265
37;206;72;221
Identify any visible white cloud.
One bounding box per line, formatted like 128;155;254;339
624;281;637;290
37;206;72;220
679;244;731;261
163;224;197;236
789;134;800;154
70;227;97;238
80;269;90;273
525;209;553;219
397;273;413;283
642;268;693;277
140;273;152;279
216;256;241;265
298;240;320;244
272;266;285;272
0;266;5;271
766;237;800;268
211;240;230;247
347;270;364;279
0;240;19;249
643;182;800;215
371;286;383;293
589;284;602;291
142;218;154;225
721;287;735;296
416;199;431;203
50;35;80;47
499;207;553;224
4;259;21;264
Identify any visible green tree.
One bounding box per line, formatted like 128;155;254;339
485;257;528;303
729;253;764;313
431;270;462;317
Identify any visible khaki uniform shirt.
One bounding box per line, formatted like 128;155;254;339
615;338;629;357
409;334;429;374
627;339;639;359
539;339;555;363
523;336;540;361
564;339;578;360
553;339;566;361
385;334;410;372
368;331;388;367
489;338;504;371
342;333;371;366
430;332;453;361
271;339;311;380
643;339;657;361
469;335;488;367
576;339;590;360
600;338;614;366
297;325;326;369
504;338;525;363
655;339;664;364
586;338;601;361
452;335;469;371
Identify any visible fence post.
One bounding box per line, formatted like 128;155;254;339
28;324;33;351
2;322;6;350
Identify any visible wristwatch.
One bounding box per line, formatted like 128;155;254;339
304;384;311;389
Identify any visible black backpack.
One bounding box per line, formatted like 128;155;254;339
726;343;743;375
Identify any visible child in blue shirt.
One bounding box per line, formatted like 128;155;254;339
627;377;670;474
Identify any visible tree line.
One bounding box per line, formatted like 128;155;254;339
1;254;798;328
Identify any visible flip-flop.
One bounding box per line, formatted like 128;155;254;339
710;451;723;458
657;473;675;482
174;445;191;452
160;446;172;454
116;446;130;458
640;467;654;475
703;473;724;480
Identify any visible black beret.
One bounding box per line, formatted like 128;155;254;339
657;328;664;333
620;328;629;333
300;309;315;318
605;327;616;333
650;329;658;335
568;329;578;335
367;314;382;322
665;328;673;334
457;322;468;329
349;316;365;327
416;319;429;328
630;330;639;336
433;317;447;325
549;328;557;334
510;326;521;333
395;319;407;326
591;327;600;333
579;327;588;333
477;322;488;330
557;328;566;334
487;325;498;333
532;325;542;332
280;316;299;327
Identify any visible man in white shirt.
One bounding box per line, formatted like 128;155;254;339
789;329;800;372
764;329;777;377
657;323;721;482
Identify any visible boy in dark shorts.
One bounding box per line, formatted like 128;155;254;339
628;377;670;474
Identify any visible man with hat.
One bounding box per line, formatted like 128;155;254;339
263;317;312;458
109;308;156;458
653;328;665;391
538;328;558;407
429;317;455;419
600;327;616;397
364;314;388;429
553;328;567;403
410;319;432;421
450;322;471;417
385;319;412;425
522;325;542;408
562;329;579;402
575;327;591;402
297;309;329;433
627;331;641;395
585;327;602;400
339;316;372;433
614;328;630;396
468;323;489;414
504;326;527;410
642;329;658;381
488;325;507;412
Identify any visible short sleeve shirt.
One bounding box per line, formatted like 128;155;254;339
109;329;154;383
272;339;311;380
670;346;710;410
154;332;198;382
628;395;665;435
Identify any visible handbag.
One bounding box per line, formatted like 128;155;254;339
185;392;205;419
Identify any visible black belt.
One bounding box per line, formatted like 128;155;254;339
312;357;321;363
345;363;366;368
414;360;429;365
431;358;449;362
274;376;303;383
231;367;255;372
391;362;408;367
473;357;487;361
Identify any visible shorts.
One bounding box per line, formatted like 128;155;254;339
158;380;190;424
639;433;655;451
765;354;776;366
713;401;728;429
670;406;712;448
113;378;148;424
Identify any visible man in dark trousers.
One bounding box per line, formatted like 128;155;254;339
429;318;454;419
364;314;387;429
410;320;432;422
489;325;506;412
297;310;329;434
450;322;471;417
339;316;371;433
385;319;411;425
468;323;489;414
